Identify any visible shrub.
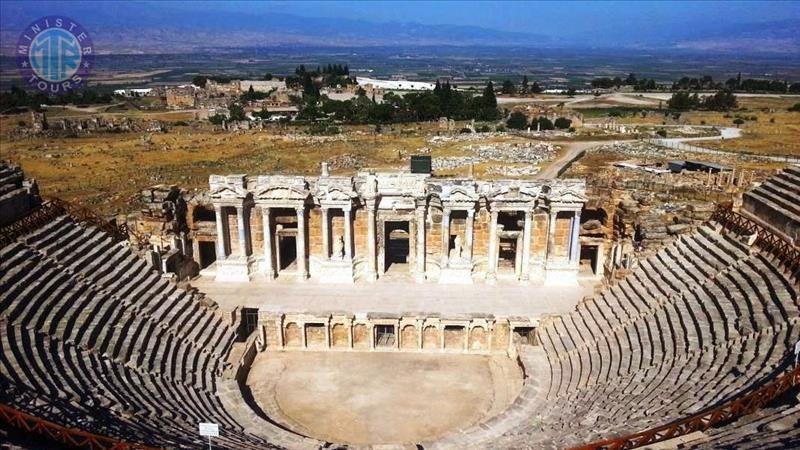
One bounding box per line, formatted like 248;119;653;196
554;117;572;129
506;111;529;130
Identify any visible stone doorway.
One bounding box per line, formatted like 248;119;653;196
496;212;524;278
498;237;518;271
375;324;396;348
198;241;216;269
512;327;538;346
277;234;297;272
580;245;603;277
383;221;410;273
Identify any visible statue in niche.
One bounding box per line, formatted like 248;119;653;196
450;234;464;261
332;235;345;260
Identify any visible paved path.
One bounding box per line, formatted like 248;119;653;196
193;275;592;318
534;124;787;179
536;140;633;179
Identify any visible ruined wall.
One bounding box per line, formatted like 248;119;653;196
472;210;490;260
308;208;322;256
532;213;548;260
553;213;572;258
354;209;369;259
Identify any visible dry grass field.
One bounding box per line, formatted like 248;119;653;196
1;94;796;216
615;96;800;157
0;117;544;215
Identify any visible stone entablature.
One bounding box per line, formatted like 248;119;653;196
255;311;535;354
207;169;587;284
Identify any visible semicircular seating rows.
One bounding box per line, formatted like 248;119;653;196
428;169;800;450
2;166;799;450
0;215;320;449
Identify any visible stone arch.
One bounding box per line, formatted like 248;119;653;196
305;323;326;348
331;323;349;348
284;322;301;347
469;326;487;350
492;322;510;351
422;325;440;349
400;324;418;349
352;324;369;349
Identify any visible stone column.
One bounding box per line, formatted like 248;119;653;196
487;209;498;281
192;238;201;268
296;207;307;279
366;206;378;281
594;243;605;277
515;234;524;279
321;207;330;260
415;203;426;282
521;209;532;281
257;322;266;351
569;210;582;265
546;209;558;263
214;204;227;260
262;207;275;278
236;205;249;257
344;208;353;260
465;209;474;261
440;208;451;268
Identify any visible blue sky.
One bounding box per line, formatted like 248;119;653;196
173;0;800;35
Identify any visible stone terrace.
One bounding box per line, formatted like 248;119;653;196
193;277;593;318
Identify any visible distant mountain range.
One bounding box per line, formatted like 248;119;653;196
1;1;798;55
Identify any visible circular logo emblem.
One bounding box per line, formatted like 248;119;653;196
16;16;94;94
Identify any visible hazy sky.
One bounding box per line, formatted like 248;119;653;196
174;0;800;35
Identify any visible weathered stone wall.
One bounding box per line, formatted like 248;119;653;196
260;313;537;354
553;213;572;258
532;213;548;260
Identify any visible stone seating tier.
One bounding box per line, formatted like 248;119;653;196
426;222;798;449
0;216;313;449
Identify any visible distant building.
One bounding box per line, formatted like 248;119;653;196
668;160;731;174
166;87;197;109
113;88;154;97
239;79;285;92
356;77;435;91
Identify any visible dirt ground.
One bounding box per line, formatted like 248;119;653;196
247;351;523;445
0;118;550;215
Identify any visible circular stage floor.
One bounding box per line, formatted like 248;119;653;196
247;351;523;445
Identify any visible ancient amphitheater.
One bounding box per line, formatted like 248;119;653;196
1;161;799;449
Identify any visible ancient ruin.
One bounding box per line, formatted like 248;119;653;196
203;166;587;285
1;160;799;450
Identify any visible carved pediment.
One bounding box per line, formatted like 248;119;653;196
255;186;309;202
489;186;538;202
321;187;356;202
209;174;249;199
548;189;588;204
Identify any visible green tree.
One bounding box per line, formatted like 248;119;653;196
229;103;246;121
483;81;497;108
532;116;554;130
506;111;528;129
501;80;516;95
703;89;738;111
554;117;572;129
192;75;208;88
